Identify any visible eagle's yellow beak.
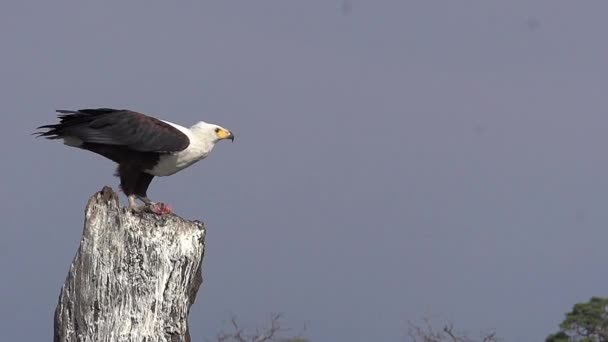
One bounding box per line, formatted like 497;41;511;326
216;128;235;142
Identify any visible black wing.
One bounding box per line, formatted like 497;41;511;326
36;108;190;152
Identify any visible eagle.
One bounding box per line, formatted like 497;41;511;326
35;108;234;214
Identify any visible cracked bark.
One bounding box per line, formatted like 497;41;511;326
53;187;206;342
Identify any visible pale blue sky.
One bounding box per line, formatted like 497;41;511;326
1;1;608;341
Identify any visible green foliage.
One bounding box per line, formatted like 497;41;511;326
546;297;608;342
545;331;572;342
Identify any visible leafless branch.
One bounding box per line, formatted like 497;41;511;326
443;324;465;342
481;332;497;342
406;319;499;342
253;313;283;342
216;316;247;342
216;313;305;342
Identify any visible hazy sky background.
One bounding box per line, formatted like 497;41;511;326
1;1;608;341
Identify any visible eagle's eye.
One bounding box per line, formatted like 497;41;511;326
214;128;220;133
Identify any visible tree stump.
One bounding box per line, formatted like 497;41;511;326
53;187;206;342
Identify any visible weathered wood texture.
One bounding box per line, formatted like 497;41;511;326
54;187;206;342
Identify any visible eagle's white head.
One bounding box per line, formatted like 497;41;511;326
190;121;235;144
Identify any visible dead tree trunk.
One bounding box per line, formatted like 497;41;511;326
53;187;206;342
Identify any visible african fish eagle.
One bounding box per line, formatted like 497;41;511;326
35;108;234;214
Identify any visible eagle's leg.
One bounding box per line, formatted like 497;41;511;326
136;195;153;205
134;172;172;215
127;195;142;210
134;172;154;204
118;164;147;211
